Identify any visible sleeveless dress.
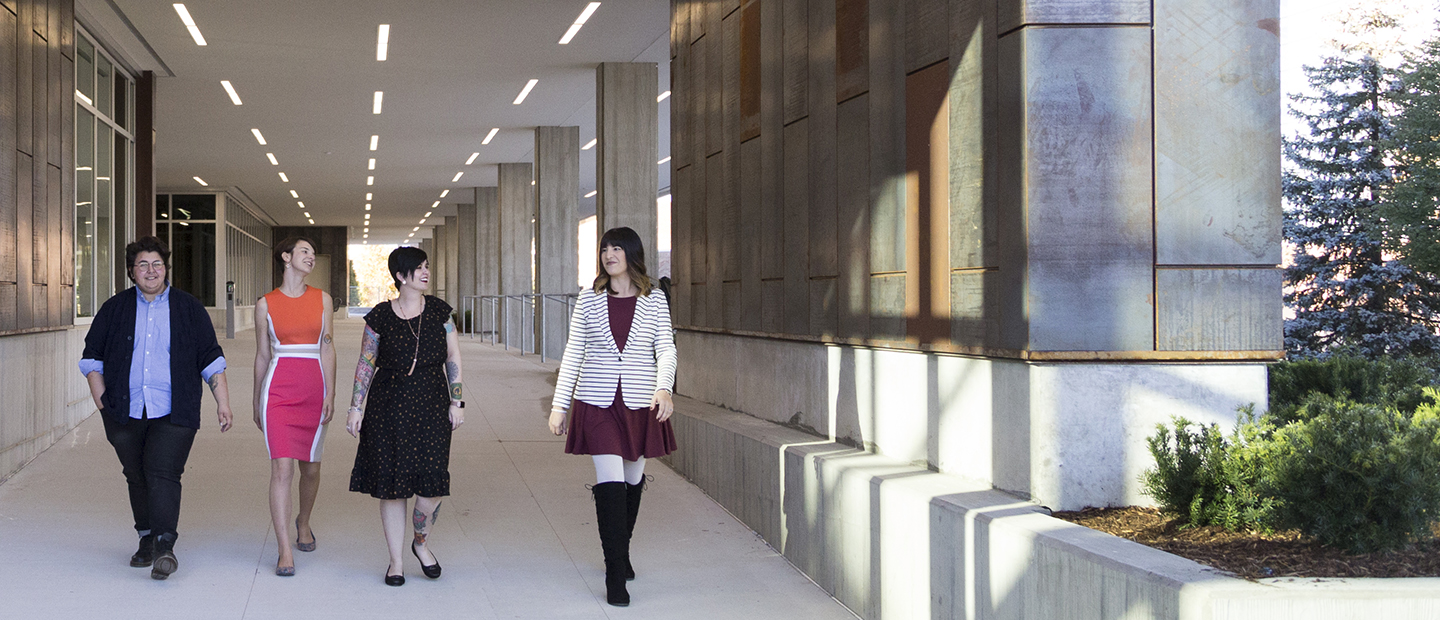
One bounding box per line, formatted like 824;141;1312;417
564;294;677;460
260;285;328;462
349;296;454;500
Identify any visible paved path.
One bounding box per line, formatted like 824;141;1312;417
0;317;856;620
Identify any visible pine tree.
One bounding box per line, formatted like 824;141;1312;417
1283;53;1440;358
1382;34;1440;276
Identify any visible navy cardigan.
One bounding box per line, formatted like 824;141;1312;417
81;286;225;429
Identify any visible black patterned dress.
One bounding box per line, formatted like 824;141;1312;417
349;296;453;500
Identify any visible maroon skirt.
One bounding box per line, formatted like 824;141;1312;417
565;387;677;460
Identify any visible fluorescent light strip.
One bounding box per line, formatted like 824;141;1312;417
418;219;426;224
193;176;207;186
657;90;670;102
367;176;374;185
278;172;289;182
220;80;242;105
431;201;440;208
424;211;433;217
308;219;315;224
582;138;596;150
658;156;671;164
482;128;499;144
439;190;449;198
252;129;267;145
584;190;597;198
365;213;370;218
559;2;602;43
266;153;278;165
366;193;373;200
452;172;463;182
303;212;311;218
464;153;479;165
297;202;305;208
76;90;93;105
174;4;207;46
369;135;379;151
376;24;390;61
373;91;384;114
513;79;538;105
413;227;420;232
368;158;376;170
365;204;372;210
290;190;299;198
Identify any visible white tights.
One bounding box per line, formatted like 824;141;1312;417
592;455;646;485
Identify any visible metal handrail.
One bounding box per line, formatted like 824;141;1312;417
461;293;578;362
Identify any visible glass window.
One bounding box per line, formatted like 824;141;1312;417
96;128;114;304
77;37;95;105
113;73;129;131
76;110;96;317
171;194;216;220
155;195;169;221
171;222;216;306
96;55;113;120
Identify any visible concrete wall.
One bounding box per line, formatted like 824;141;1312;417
664;394;1440;620
0;327;91;483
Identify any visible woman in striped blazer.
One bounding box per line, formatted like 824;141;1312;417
549;226;677;608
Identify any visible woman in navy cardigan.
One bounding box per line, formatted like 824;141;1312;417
549;227;677;607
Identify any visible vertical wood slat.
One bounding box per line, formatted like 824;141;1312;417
1;6;16;289
59;52;71;287
782;0;808;125
905;0;947;72
47;17;59;168
782;118;809;335
905;60;952;343
760;0;785;281
836;93;870;339
835;0;868;103
671;164;692;326
689;152;708;326
16;0;31;157
16;152;32;329
1;0;14;16
135;72;156;238
705;153;724;326
869;0;906;276
807;0;837;280
32;31;47;287
672;34;691;170
706;0;723;156
47;163;60;325
56;0;71;58
738;134;762;331
690;37;708;175
739;0;761;141
722;9;741;284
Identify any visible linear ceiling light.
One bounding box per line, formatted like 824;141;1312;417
582;138;596;150
452;172;463;182
584;190;597;198
513;79;538;105
303;212;311;218
413;227;420;232
266;153;278;165
309;219;315;224
464;153;479;165
482;128;499;144
220;80;242;105
173;4;207;46
368;158;376;170
297;202;305;209
369;135;379;151
367;176;375;185
365;203;372;210
252;128;267;145
439;190;449;198
431;202;440;209
424;211;433;217
657;90;671;102
373;91;384;114
193;176;207;186
279;172;290;182
366;192;373;200
290;190;299;198
376;24;390;61
558;2;602;44
658;156;671;164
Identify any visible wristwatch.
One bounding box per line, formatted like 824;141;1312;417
451;400;465;408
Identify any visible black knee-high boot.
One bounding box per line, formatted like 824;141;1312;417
592;482;630;606
624;481;644;580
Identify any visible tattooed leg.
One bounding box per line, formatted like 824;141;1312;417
413;498;442;547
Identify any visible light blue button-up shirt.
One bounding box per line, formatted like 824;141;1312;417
78;285;227;419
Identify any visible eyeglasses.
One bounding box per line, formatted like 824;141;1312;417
134;261;166;273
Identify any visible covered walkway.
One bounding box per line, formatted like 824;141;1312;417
0;318;855;620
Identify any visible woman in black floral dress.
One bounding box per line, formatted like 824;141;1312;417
346;246;465;586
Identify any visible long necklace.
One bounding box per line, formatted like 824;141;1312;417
397;297;423;376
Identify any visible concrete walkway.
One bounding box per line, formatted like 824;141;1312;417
0;317;856;620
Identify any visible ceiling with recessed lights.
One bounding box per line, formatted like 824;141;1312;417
87;0;671;245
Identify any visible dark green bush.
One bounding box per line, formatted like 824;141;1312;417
1260;394;1440;553
1268;354;1439;424
1140;412;1278;532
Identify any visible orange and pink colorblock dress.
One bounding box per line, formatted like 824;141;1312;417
260;286;327;462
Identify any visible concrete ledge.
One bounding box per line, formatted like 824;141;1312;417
663;396;1440;619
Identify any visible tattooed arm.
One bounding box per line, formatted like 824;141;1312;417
206;372;233;433
445;319;464;430
347;325;381;437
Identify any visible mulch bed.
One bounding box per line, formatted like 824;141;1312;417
1051;506;1440;579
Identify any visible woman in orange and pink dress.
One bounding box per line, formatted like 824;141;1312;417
253;236;336;577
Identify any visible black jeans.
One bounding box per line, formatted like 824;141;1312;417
101;412;197;541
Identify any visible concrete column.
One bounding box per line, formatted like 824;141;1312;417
456;203;477;331
498;163;535;347
475;188;498;298
433;223;449;305
535;126;579;360
596;62;659;257
444;215;459;312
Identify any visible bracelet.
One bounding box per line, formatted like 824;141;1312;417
348;406;363;413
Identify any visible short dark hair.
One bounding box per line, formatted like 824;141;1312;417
125;236;171;284
273;236;317;269
388;246;428;289
592;226;652;296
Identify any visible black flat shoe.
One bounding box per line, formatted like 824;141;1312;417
130;535;155;568
151;550;178;580
295;517;316;552
384;572;405;586
411;541;441;579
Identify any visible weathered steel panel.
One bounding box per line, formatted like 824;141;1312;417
835;0;868;102
836;93;869;339
998;0;1151;32
783;118;810;335
1154;0;1281;265
1157;268;1282;351
782;0;808;124
905;0;948;72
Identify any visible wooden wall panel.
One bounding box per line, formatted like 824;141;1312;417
738;135;762;331
782;118;809;335
47;163;60;325
905;60;951;343
722;9;741;283
59;54;71;286
57;0;71;56
0;283;14;331
672;40;691;169
16;2;31;157
671;164;691;325
905;0;947;72
835;0;868;102
1;0;13;16
782;0;808;125
690;37;708;170
706;1;723;156
705;153;724;326
47;22;60;168
807;0;837;279
688;0;703;42
1;7;15;286
690;152;708;293
836;93;869;339
15;152;32;329
31;32;47;286
739;0;761;141
760;0;785;280
868;0;905;275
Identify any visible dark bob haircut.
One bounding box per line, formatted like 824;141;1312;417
124;236;171;284
273;236;317;269
388;246;428;289
592;226;653;296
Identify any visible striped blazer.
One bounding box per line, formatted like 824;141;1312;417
552;287;677;411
